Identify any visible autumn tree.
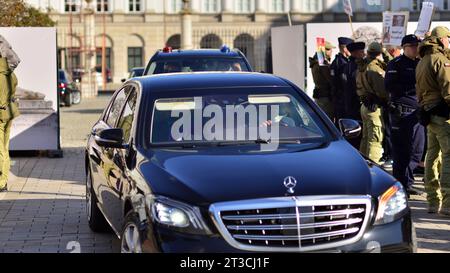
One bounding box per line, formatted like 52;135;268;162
0;0;55;27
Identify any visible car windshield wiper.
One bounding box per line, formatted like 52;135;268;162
216;139;302;147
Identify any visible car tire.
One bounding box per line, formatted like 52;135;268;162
73;91;81;105
120;211;146;253
86;166;109;232
65;92;72;107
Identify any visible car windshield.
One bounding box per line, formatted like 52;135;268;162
150;88;331;146
146;58;250;75
58;70;71;82
130;68;144;78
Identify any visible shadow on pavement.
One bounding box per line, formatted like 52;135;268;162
10;147;86;183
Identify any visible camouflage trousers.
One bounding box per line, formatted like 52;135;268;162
0;120;12;189
360;105;384;164
425;115;450;209
315;97;335;121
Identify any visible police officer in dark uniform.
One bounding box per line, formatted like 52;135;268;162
330;37;354;123
385;34;425;195
341;41;366;149
342;42;366;121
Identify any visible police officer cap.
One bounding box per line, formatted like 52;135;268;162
367;42;383;54
347;42;366;52
325;41;336;50
401;34;420;46
338;37;354;46
431;26;450;38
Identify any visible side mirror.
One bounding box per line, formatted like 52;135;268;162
339;119;361;139
95;128;129;149
121;78;126;83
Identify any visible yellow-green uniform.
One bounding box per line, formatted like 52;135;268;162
356;55;388;163
0;57;20;189
416;35;450;211
309;55;335;120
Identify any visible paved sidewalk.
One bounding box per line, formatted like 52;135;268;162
0;95;449;253
0;96;120;253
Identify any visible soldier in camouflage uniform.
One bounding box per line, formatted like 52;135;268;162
356;42;388;164
0;34;21;192
416;26;450;216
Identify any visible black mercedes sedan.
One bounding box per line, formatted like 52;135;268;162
85;72;416;253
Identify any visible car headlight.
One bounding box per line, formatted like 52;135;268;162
146;195;211;235
375;182;408;225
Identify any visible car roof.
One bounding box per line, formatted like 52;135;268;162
153;49;243;59
132;72;292;92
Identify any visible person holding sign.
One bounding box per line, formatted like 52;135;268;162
309;41;336;120
416;26;450;216
356;42;389;164
385;34;425;196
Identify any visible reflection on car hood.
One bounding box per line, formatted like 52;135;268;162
139;141;380;205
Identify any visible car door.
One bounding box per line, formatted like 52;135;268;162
107;87;138;230
89;86;130;230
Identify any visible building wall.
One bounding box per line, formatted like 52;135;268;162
25;0;450;84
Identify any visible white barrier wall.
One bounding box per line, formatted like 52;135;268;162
271;25;305;91
0;27;59;151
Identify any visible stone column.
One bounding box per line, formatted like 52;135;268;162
255;0;267;22
81;0;97;97
181;0;193;49
290;0;302;13
222;0;234;12
191;0;201;13
255;0;267;12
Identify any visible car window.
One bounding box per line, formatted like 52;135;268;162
117;89;138;143
150;88;330;145
146;58;249;75
58;70;67;82
105;87;129;127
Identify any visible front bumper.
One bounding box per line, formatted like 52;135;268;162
143;212;414;253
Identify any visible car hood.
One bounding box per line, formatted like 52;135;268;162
139;141;390;205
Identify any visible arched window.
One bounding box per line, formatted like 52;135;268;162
233;34;255;67
200;34;223;49
166;34;181;49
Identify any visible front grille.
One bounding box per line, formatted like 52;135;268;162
210;196;372;252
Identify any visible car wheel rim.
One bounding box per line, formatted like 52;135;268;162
86;172;92;221
74;93;81;103
121;223;142;253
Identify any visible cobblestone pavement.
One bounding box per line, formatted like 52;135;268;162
0;95;449;253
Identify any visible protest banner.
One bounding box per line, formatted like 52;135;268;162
316;37;326;66
415;2;435;38
383;11;410;46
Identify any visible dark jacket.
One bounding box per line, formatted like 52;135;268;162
385;55;420;107
309;54;333;99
